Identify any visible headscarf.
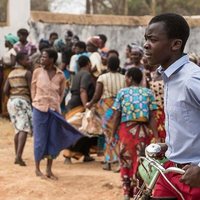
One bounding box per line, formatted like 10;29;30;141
4;33;19;45
53;39;65;52
130;43;144;55
87;36;101;48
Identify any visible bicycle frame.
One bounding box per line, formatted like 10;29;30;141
133;144;185;200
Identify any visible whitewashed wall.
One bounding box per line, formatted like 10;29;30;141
0;0;30;57
1;0;200;64
29;21;200;65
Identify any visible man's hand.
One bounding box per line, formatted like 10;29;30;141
180;165;200;187
85;102;92;109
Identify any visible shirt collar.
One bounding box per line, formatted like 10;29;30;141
55;66;63;74
43;65;63;74
162;54;190;78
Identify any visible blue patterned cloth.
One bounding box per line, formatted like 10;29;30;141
112;86;157;122
33;108;83;161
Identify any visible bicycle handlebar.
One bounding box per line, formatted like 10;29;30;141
140;156;185;174
135;144;186;200
142;143;185;175
165;167;185;174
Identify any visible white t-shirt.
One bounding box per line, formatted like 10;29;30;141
2;48;17;65
89;52;102;78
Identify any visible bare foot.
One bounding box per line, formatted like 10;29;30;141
14;158;26;166
46;171;58;180
35;170;47;179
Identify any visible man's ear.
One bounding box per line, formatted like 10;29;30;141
128;76;133;84
171;39;182;51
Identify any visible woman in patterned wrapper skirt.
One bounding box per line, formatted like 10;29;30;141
111;68;159;200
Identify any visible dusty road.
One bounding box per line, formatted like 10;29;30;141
0;118;123;200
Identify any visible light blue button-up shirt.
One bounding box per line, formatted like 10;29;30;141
161;54;200;164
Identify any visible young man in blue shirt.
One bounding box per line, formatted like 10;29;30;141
144;13;200;199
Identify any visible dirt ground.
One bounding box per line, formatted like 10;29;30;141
0;118;123;200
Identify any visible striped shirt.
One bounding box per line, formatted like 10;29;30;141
8;66;30;101
97;72;125;99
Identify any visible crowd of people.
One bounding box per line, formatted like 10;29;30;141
0;12;200;200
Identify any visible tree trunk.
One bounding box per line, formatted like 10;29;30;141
92;0;98;14
124;0;128;15
117;0;128;15
86;0;91;14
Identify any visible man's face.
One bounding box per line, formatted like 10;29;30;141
75;46;82;54
144;21;174;69
18;33;27;43
65;36;73;45
50;35;58;45
40;51;51;66
130;49;142;64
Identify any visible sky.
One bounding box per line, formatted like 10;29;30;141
49;0;86;14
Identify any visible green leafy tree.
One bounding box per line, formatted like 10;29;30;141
25;0;200;16
128;0;150;16
156;0;200;15
128;0;200;16
86;0;128;15
31;0;49;11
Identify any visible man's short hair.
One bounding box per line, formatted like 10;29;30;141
49;32;58;39
17;28;29;36
149;13;190;52
98;34;107;44
16;52;28;63
126;68;143;84
78;55;90;68
107;49;119;58
107;56;120;72
75;41;86;51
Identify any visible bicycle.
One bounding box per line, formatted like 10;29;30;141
134;143;185;200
